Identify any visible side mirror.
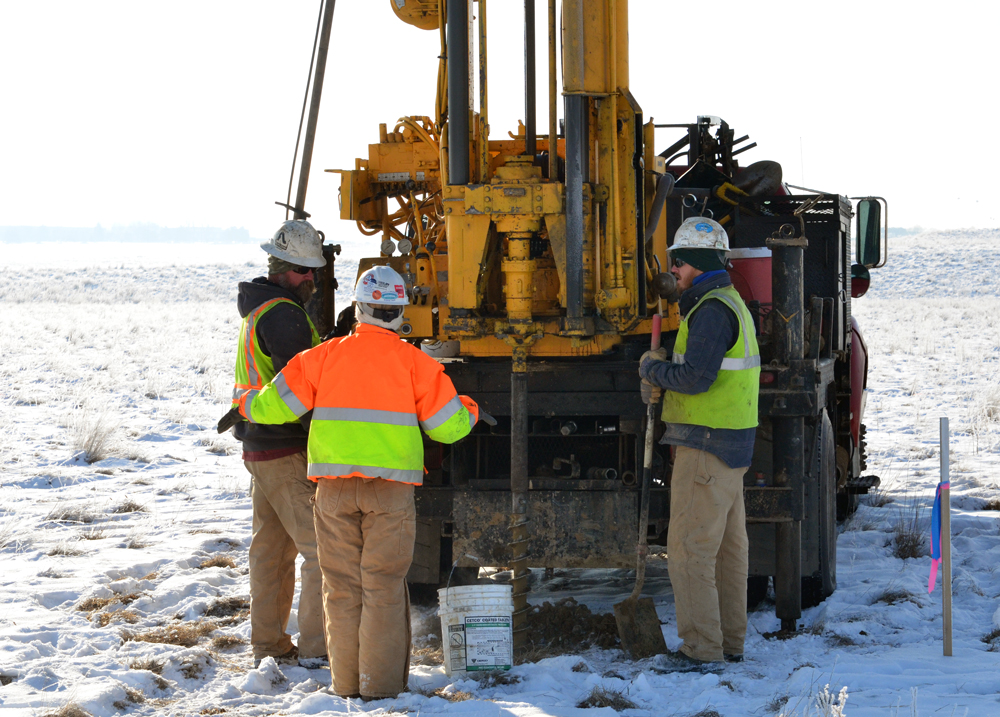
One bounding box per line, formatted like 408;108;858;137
854;197;887;269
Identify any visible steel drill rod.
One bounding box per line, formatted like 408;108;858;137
524;0;536;158
510;370;530;648
293;0;337;219
564;95;586;319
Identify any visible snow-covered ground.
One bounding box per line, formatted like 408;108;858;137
2;231;1000;716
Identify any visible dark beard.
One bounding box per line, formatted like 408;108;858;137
294;281;316;305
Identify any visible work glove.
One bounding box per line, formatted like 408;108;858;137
640;379;662;406
217;407;244;434
638;347;669;380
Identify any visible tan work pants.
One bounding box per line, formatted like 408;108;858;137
668;446;749;662
314;476;415;699
247;452;326;660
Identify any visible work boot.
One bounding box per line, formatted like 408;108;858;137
298;654;329;669
654;650;725;674
253;646;298;669
724;653;744;663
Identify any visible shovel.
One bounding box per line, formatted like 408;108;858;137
614;313;668;660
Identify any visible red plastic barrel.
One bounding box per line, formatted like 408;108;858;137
728;248;772;310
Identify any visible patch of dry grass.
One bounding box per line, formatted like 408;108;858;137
70;410;118;464
982;627;1000;652
124;528;152;550
892;500;926;560
123;621;217;648
97;609;140;627
78;526;107;540
178;654;209;680
577;686;638;710
213;538;242;551
874;588;919;607
205;596;249;621
42;704;91;717
199;709;227;715
140;571;159;581
470;671;520;688
129;657;165;674
199;556;236;570
766;694;790;713
413;685;472;702
111;499;147;514
77;593;140;612
211;634;247;650
111;686;145;710
47;543;85;557
411;644;443;666
46;505;99;524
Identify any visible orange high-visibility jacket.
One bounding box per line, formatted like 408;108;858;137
237;323;478;484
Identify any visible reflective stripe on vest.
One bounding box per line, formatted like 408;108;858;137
232;298;319;412
239;323;474;486
305;394;469;485
660;285;760;430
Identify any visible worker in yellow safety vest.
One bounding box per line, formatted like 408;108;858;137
638;217;760;668
234;265;485;699
231;220;327;670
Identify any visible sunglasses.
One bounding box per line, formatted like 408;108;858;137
292;266;315;275
671;257;687;268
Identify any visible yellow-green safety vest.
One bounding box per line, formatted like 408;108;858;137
232;298;320;419
660;285;760;429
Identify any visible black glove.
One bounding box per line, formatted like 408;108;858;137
217;408;244;434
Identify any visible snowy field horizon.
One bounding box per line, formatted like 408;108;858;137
2;229;1000;716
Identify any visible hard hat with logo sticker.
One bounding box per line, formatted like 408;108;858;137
670;217;730;252
354;265;410;305
260;220;326;268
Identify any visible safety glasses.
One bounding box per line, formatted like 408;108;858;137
292;266;315;275
671;257;687;269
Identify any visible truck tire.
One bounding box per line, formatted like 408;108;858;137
803;409;837;608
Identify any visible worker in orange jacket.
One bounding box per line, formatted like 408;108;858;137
234;265;482;699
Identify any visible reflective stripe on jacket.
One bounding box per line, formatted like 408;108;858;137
232;298;320;413
237;323;478;485
660;285;760;429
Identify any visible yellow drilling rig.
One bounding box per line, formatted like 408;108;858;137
287;0;887;648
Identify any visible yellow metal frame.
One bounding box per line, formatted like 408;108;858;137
326;0;679;357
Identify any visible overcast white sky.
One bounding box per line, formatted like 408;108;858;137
1;1;997;245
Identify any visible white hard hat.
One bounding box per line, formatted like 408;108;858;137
671;217;730;252
260;220;326;268
354;265;410;305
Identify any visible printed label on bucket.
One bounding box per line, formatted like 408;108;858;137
448;623;467;672
463;615;512;670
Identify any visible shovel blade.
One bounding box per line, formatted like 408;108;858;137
613;596;667;660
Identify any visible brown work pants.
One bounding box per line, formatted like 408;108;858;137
668;446;749;662
246;452;326;660
314;476;415;699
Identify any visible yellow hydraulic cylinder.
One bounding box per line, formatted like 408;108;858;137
502;232;536;324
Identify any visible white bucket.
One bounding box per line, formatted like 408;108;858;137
437;584;514;676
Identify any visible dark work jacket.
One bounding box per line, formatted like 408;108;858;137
642;271;757;468
233;278;314;453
